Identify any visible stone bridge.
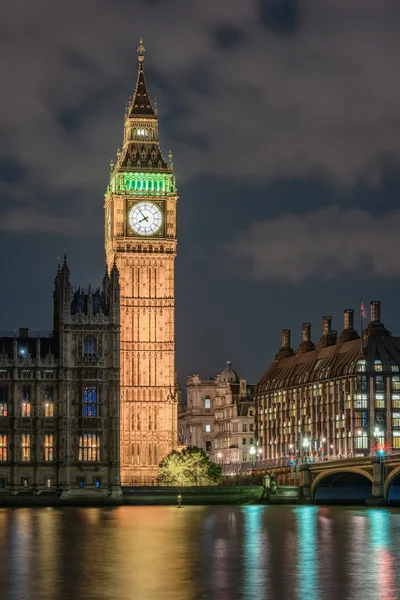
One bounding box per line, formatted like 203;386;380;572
303;454;400;504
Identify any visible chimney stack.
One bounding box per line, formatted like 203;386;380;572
275;329;295;360
344;309;354;330
370;301;381;323
302;323;311;342
282;329;291;348
322;316;331;336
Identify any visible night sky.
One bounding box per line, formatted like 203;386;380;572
1;0;400;386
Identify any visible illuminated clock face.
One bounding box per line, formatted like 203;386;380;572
129;202;163;236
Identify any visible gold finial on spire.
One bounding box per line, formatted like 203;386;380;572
137;37;145;63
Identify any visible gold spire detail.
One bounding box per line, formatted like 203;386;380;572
137;38;145;63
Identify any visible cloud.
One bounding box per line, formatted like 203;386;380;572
1;0;400;234
226;206;400;282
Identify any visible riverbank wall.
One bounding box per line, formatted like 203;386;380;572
0;485;265;507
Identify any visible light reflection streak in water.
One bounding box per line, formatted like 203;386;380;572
243;505;269;599
296;506;319;600
369;509;396;600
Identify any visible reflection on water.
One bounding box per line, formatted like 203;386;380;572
0;505;400;599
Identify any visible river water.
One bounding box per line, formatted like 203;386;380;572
0;505;399;600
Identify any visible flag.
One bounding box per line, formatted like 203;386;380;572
360;298;366;319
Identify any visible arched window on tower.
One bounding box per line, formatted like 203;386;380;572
83;335;97;358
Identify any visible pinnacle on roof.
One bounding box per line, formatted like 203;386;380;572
128;38;156;119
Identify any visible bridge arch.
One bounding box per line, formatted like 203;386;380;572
311;468;373;501
384;465;400;500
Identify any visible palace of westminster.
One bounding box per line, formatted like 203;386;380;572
1;41;400;497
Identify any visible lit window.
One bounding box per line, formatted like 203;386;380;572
83;386;97;417
0;386;8;417
21;434;30;461
44;435;54;461
205;424;211;433
83;336;97;358
374;360;383;372
356;359;367;372
79;434;100;462
0;435;7;461
393;431;400;449
392;364;400;372
45;385;54;417
22;385;31;416
22;402;31;417
392;376;400;391
204;397;211;409
45;478;53;488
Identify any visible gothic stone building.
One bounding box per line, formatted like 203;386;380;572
0;257;121;498
178;362;255;464
255;301;400;461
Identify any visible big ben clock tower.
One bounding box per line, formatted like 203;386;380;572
105;39;178;483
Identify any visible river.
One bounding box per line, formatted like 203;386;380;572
0;505;399;600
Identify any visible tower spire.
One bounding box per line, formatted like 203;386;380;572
128;37;156;119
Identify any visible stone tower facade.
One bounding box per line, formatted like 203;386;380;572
105;40;178;484
0;258;121;498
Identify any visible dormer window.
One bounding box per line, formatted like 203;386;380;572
374;360;383;372
356;359;367;372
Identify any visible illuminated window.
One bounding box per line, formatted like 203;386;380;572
375;393;385;408
204;397;211;409
375;376;385;391
45;385;54;417
0;386;8;416
354;434;368;449
22;402;31;417
21;434;30;461
392;375;400;391
83;335;97;358
356;359;367;372
205;424;211;433
0;435;7;461
393;432;400;449
374;360;383;372
45;478;53;488
392;364;400;372
22;385;31;416
79;434;100;461
44;435;54;461
83;386;97;417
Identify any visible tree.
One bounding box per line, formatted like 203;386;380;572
158;446;223;486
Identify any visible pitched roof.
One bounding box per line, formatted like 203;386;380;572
256;323;400;393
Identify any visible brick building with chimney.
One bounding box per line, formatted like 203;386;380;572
255;301;400;461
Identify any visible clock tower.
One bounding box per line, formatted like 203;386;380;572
105;39;178;484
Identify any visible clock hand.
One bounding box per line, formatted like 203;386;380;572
140;216;149;223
